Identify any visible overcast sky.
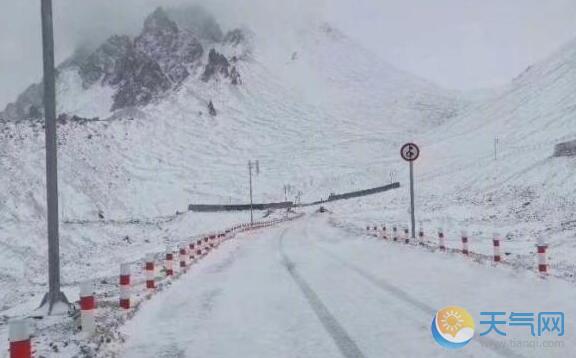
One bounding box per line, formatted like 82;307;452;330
1;0;576;108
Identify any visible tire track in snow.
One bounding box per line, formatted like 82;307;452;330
309;237;526;358
279;229;367;358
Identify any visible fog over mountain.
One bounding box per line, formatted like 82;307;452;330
2;0;576;109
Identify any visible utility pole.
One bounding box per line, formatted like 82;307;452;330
39;0;69;314
296;191;303;205
248;160;259;225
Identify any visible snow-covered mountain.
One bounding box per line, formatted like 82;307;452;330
0;6;462;220
0;6;465;309
3;6;576;356
364;36;576;268
1;7;246;122
419;36;576;212
3;0;576;316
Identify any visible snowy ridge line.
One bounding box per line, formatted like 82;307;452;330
363;224;560;280
7;214;303;358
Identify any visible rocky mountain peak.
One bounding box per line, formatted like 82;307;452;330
143;7;179;36
202;49;230;82
166;6;223;42
1;6;248;121
79;35;133;88
136;8;180;65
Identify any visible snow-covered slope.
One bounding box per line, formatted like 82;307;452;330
420;37;576;222
0;8;462;219
0;7;462;311
3;0;576;317
3;5;576;356
342;36;576;271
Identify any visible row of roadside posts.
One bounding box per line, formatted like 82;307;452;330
381;143;550;277
366;225;550;276
8;218;295;358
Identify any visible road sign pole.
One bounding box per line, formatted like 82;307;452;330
249;161;253;225
409;161;416;239
401;143;419;240
39;0;69;314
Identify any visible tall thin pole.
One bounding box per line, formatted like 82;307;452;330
249;161;253;225
40;0;68;314
409;161;416;239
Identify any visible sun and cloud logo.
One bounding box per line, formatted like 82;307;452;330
431;306;475;349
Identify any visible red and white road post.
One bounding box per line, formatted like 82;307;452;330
80;281;96;335
537;244;548;275
418;226;424;245
189;242;195;262
9;319;31;358
461;231;469;256
145;254;155;290
165;248;174;277
119;263;131;309
179;245;187;269
438;228;446;250
493;234;502;263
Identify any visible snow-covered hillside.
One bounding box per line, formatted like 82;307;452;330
0;6;461;219
0;6;462;312
340;36;576;273
3;2;576;313
2;4;576;357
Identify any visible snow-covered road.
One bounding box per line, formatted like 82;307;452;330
119;215;575;357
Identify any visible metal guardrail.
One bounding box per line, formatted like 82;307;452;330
295;182;401;207
188;202;293;212
188;182;400;212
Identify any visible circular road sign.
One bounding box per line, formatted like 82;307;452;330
401;143;420;162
